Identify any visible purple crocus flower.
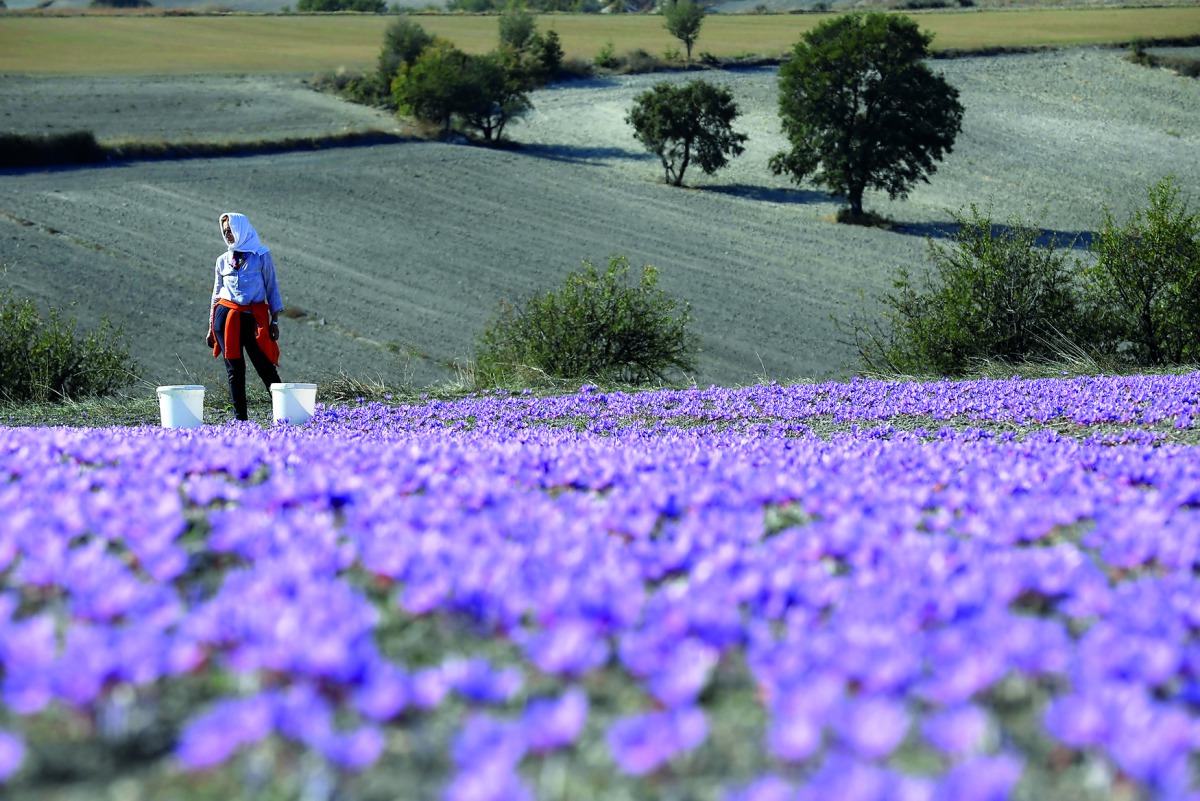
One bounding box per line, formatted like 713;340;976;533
0;730;24;783
521;687;588;754
607;706;707;775
353;661;410;721
932;754;1023;801
318;725;385;771
647;638;719;707
922;705;990;758
443;657;523;705
177;694;275;770
766;673;843;762
444;761;533;801
451;713;528;769
723;775;794;801
1043;693;1109;748
521;619;610;677
832;695;910;759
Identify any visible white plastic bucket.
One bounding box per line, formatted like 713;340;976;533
271;382;318;425
156;385;205;429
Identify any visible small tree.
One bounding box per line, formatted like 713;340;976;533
499;3;538;53
851;205;1086;376
662;0;705;63
770;12;964;218
626;80;747;186
527;29;565;84
475;255;699;386
1085;176;1200;365
392;41;472;132
457;52;533;142
379;18;434;90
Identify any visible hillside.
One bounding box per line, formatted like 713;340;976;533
1;46;1197;397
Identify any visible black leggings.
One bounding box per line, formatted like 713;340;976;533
214;306;280;421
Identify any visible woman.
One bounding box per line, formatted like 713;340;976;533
206;212;284;422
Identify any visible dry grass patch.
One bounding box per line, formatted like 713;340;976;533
2;8;1199;76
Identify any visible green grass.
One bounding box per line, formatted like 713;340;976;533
1;8;1199;76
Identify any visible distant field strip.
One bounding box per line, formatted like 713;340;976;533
1;8;1199;76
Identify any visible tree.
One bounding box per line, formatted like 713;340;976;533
499;3;538;53
379;18;434;88
457;52;533;142
1084;175;1200;365
626;80;747;187
662;0;705;63
770;12;964;218
392;41;473;132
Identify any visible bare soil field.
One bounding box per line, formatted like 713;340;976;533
1;46;1198;398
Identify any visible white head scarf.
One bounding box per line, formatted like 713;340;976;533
219;212;269;256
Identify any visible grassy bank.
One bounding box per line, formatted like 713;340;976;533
1;8;1199;76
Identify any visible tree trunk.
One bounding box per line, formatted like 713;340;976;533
848;185;865;216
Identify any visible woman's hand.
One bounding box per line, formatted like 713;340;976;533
206;329;216;348
269;321;279;342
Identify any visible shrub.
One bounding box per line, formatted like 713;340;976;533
852;204;1087;376
594;40;619;70
1084;175;1200;366
0;290;140;403
0;132;105;170
297;0;385;11
475;255;699;386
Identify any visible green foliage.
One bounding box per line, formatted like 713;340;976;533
379;17;435;91
1084;176;1200;366
392;41;531;141
392;40;472;131
456;51;533;142
527;29;565;83
770;12;964;217
626;79;747;187
0;290;140;403
475;255;699;386
89;0;153;7
852;205;1087;377
594;40;619;69
662;0;705;62
297;0;385;10
499;3;537;53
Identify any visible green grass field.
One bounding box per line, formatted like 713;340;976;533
1;7;1199;76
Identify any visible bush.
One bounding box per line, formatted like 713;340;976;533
0;132;105;170
297;0;385;11
475;255;699;387
851;205;1087;376
1085;175;1200;366
0;290;140;403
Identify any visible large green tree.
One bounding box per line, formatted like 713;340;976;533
662;0;705;62
770;12;963;217
626;80;747;187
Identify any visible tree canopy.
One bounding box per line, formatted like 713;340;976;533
662;0;705;62
770;12;964;217
626;79;747;187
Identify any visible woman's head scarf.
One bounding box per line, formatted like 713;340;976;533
219;212;269;256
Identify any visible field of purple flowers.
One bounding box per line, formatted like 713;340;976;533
3;373;1200;801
